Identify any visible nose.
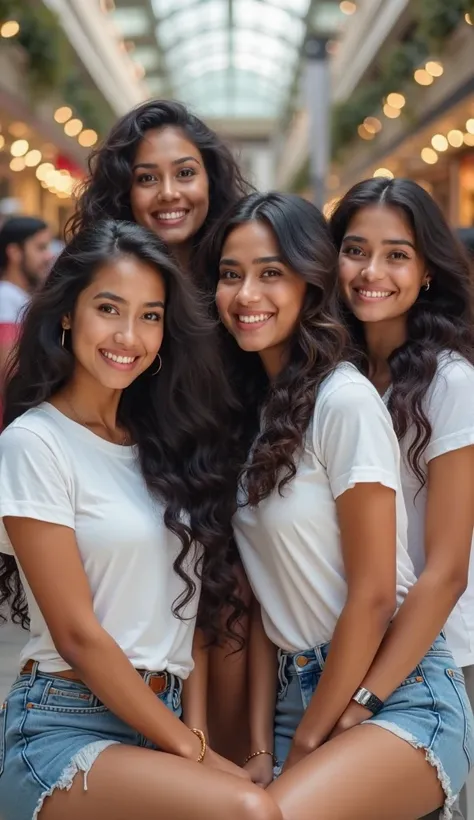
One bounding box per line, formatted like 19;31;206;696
113;318;138;348
158;175;181;202
360;256;385;282
236;277;262;306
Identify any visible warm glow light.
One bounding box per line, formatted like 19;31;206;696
373;168;394;179
358;124;374;140
1;21;20;38
464;132;474;146
447;129;464;148
364;117;382;134
414;69;434;86
36;162;55;181
466;119;474;134
339;1;356;14
431;134;448;152
421;147;438;165
0;135;5;150
9;157;25;172
10;139;29;157
425;61;444;77
78;129;98;148
383;104;401;119
386;93;406;109
24;149;42;167
9;122;28;138
465;12;473;24
64;118;83;137
54;106;72;124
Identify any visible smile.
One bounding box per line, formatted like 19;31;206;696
355;289;395;300
152;210;188;223
99;349;139;370
235;313;274;331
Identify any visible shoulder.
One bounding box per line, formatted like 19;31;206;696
0;281;28;323
316;362;386;414
0;406;70;463
426;352;474;409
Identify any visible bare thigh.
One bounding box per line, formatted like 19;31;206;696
267;724;444;820
208;564;251;763
39;743;282;820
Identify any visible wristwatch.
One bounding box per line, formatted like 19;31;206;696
352;686;384;715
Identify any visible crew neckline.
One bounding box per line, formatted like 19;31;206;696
40;402;137;458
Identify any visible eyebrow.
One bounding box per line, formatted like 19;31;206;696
132;156;201;172
219;255;282;265
93;291;165;308
343;234;415;250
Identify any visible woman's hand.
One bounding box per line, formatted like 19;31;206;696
244;754;274;788
328;700;372;740
203;748;251;780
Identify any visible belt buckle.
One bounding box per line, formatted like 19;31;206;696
148;673;167;695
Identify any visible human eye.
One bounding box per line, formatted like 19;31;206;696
98;304;119;315
262;268;283;278
342;245;364;257
136;173;157;184
219;269;240;280
389;250;409;260
177;167;196;179
143;312;162;322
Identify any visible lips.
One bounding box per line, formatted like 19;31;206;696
234;312;275;331
99;349;140;371
151;209;189;226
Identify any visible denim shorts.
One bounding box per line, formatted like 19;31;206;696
0;662;182;820
274;633;474;820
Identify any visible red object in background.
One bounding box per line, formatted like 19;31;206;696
56;154;84;179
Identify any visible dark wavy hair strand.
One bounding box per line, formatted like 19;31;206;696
330;177;474;484
1;220;244;642
202;192;350;506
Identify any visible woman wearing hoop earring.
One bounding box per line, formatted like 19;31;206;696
0;220;282;820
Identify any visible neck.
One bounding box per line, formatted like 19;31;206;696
259;345;287;381
57;370;122;430
2;265;30;294
363;316;408;391
172;242;192;271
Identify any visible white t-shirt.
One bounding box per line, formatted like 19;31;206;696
233;363;416;652
0;280;29;323
389;353;474;668
0;404;201;677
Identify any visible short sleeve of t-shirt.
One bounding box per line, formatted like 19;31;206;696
0;425;74;556
314;376;400;500
424;356;474;463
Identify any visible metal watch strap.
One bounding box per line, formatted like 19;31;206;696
352;686;384;715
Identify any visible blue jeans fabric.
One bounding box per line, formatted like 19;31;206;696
0;662;182;820
274;633;474;820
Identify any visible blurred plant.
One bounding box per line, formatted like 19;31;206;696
330;0;474;160
0;0;111;134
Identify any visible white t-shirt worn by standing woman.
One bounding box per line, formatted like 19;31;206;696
0;403;201;677
386;353;474;669
233;363;417;652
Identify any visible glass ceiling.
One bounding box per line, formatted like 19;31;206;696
115;0;315;119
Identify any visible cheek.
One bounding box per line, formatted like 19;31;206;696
338;258;357;289
215;287;232;324
130;186;148;218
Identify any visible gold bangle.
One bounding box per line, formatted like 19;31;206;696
191;727;207;763
244;749;276;766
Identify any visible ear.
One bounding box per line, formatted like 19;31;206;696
423;273;432;287
6;242;23;265
62;314;71;331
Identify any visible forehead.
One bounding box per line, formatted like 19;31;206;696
26;228;50;246
221;220;279;258
83;255;166;300
134;126;203;165
346;204;414;240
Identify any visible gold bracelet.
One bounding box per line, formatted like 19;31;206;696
244;749;276;766
191;727;207;763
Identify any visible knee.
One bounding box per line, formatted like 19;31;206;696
235;785;283;820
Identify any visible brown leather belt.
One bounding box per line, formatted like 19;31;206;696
21;659;168;695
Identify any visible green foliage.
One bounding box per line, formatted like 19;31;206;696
331;0;474;159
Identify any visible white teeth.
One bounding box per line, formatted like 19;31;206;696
102;351;136;364
238;313;272;324
156;211;186;220
358;290;393;299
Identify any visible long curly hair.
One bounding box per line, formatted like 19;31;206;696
330;177;474;484
201;192;350;505
1;220;243;641
67;99;251;273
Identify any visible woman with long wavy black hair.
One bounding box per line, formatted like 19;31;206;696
205;191;473;819
68;99;253;761
330;177;474;818
0;219;282;820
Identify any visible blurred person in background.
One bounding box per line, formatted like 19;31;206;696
331;178;474;819
0;217;52;427
69;98;254;764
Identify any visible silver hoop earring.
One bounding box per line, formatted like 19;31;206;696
151;354;162;376
61;329;66;348
424;282;430;292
